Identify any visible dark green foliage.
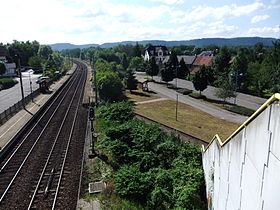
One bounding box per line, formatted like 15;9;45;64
38;45;53;60
177;58;189;79
146;57;159;79
124;70;138;92
0;78;18;90
129;57;144;71
212;46;231;78
215;75;236;102
133;42;142;57
96;102;206;209
189;92;207;99
7;40;40;66
192;65;208;94
97;72;123;102
28;56;43;72
121;53;129;70
0;61;6;75
161;65;174;83
226;105;255;116
176;88;192;95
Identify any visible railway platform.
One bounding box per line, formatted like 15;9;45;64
0;64;77;151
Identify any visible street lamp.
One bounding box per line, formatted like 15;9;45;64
28;69;34;102
15;55;25;108
230;69;243;104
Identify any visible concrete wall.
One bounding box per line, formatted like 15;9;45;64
202;103;280;210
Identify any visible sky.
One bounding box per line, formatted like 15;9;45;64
0;0;279;45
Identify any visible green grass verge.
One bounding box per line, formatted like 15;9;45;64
189;92;207;99
176;88;193;95
0;78;18;91
226;105;255;117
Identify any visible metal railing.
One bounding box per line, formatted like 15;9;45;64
0;89;41;125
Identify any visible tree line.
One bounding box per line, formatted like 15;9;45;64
0;40;67;80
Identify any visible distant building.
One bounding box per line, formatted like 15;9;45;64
144;46;170;66
0;46;17;76
198;50;215;56
191;56;215;75
163;55;196;68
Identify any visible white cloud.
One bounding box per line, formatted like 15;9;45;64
251;15;270;23
248;25;280;34
150;0;184;5
171;2;266;24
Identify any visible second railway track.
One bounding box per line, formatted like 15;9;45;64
0;61;88;209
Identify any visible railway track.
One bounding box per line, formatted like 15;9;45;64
0;61;88;209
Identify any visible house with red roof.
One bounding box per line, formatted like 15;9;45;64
190;56;215;75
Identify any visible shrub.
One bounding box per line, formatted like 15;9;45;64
0;78;18;91
176;88;192;95
226;105;255;116
189;92;207;99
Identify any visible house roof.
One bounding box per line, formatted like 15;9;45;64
190;67;200;75
177;55;196;65
145;45;169;56
162;55;196;65
193;56;214;66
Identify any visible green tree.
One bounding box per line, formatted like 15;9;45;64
133;42;142;57
129;57;144;71
38;45;53;60
28;56;43;72
160;65;174;84
97;72;123;102
125;70;138;92
177;58;189;79
215;75;236;102
0;61;6;75
192;65;208;94
212;46;231;79
146;57;159;79
121;53;129;70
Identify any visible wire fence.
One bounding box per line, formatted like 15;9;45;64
0;89;41;125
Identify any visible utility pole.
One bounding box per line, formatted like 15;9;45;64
17;55;25;108
92;58;98;107
234;69;238;105
175;94;178;121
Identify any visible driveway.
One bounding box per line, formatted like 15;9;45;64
0;71;41;113
136;74;249;124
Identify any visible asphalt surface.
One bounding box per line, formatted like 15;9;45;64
136;74;253;124
0;71;41;113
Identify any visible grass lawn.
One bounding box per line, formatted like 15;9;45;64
134;100;240;142
126;89;159;103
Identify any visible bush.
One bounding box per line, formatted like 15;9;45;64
176;88;192;95
0;78;18;91
95;101;206;209
189;92;207;99
226;105;255;116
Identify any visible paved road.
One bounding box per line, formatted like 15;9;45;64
145;75;266;110
136;74;249;124
0;71;41;113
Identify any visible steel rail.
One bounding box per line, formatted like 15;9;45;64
27;63;86;209
0;65;79;172
0;64;82;203
52;63;87;210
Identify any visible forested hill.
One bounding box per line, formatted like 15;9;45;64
50;37;277;50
